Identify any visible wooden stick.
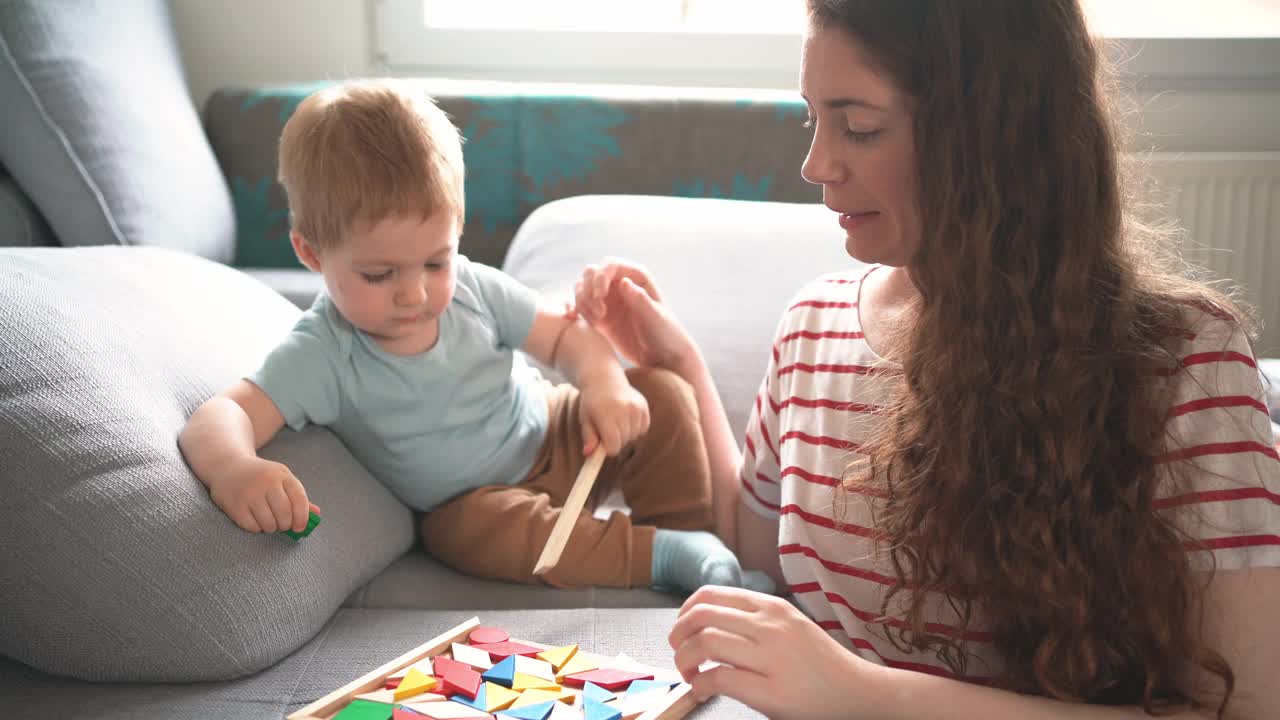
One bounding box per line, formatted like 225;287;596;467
286;617;481;720
532;446;607;576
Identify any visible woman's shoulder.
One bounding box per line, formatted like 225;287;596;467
784;265;872;313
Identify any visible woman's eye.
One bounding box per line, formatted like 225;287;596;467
845;128;882;144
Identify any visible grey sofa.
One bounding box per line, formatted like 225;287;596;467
0;194;855;720
0;2;854;717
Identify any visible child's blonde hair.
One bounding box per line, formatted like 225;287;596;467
278;79;465;250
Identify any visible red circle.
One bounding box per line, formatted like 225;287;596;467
468;627;509;645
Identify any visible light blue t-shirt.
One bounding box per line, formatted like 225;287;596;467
249;256;549;511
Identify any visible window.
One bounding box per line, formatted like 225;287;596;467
374;0;1280;89
374;0;804;88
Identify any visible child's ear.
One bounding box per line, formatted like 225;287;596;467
290;231;323;272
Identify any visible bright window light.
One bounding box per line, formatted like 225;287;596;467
1080;0;1280;38
425;0;806;34
424;0;1280;38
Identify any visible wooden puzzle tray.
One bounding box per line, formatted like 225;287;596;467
288;616;698;720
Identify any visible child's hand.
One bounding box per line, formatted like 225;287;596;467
574;260;695;372
207;456;320;534
578;377;650;457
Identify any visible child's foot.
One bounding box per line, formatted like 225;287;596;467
651;529;775;595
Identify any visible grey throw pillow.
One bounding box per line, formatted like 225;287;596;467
0;0;235;260
0;246;414;682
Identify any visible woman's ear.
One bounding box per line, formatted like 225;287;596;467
290;231;323;272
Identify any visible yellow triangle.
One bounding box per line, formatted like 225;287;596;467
554;653;597;682
511;688;562;708
392;667;439;701
536;644;578;672
483;682;521;712
512;672;560;692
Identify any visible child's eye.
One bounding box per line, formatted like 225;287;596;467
362;271;392;283
425;262;443;271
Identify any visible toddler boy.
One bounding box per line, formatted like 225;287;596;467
178;79;771;594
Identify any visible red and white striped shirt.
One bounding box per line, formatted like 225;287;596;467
739;265;1280;682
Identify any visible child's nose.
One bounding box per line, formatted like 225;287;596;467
398;277;428;305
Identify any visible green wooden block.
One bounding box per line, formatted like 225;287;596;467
332;698;395;720
282;510;322;541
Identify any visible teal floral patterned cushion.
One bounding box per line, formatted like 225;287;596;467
203;84;817;270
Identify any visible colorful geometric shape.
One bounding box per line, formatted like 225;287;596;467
442;666;482;700
482;655;517;687
514;655;556;681
562;668;652;691
582;698;621;720
400;701;493;719
546;702;584;720
393;667;439;701
483;681;522;712
623;680;676;696
553;654;597;682
282;510;321;540
450;681;486;710
498;699;557;720
333;698;396;720
451;642;495;670
511;672;560;692
468;626;510;645
581;681;614;704
472;641;544;660
433;656;470;678
535;644;578;672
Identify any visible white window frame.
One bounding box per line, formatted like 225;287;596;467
373;0;802;88
374;0;1280;91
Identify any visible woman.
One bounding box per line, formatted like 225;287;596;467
574;1;1279;718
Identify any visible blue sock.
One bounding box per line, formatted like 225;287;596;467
652;528;775;594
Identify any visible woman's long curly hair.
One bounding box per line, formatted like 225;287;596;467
809;0;1253;714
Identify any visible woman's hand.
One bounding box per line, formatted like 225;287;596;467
574;260;697;374
669;585;887;720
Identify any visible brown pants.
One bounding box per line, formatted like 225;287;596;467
419;367;712;588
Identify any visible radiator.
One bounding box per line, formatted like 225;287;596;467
1143;152;1280;355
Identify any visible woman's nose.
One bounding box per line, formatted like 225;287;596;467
801;127;844;186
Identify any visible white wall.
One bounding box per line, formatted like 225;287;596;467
170;0;376;108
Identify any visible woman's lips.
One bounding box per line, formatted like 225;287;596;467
839;211;880;231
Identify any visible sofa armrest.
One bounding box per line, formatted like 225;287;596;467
0;168;55;247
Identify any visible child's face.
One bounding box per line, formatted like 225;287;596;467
305;213;459;355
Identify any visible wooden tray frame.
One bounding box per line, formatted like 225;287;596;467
288;616;699;720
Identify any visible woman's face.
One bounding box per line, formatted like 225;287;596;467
800;22;921;267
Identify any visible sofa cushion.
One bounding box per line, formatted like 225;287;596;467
0;168;54;247
0;0;235;260
343;553;682;611
503;195;862;439
0;246;413;682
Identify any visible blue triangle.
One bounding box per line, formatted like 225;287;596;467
583;698;622;720
581;681;615;703
481;655;516;687
625;679;676;696
450;681;486;710
497;699;556;720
